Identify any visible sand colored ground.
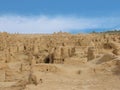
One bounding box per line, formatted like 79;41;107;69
0;32;120;90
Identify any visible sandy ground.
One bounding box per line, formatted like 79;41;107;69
24;61;120;90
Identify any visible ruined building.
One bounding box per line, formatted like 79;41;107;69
0;32;120;90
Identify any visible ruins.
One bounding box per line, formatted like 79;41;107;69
0;32;120;90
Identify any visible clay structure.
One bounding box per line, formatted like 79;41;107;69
0;32;120;90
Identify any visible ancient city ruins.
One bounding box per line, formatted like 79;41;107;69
0;32;120;90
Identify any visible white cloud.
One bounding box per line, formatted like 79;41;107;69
0;15;120;33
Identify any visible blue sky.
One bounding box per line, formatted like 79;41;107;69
0;0;120;33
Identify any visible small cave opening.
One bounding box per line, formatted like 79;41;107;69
44;57;50;63
24;46;26;50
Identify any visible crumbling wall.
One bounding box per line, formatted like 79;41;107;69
0;32;120;89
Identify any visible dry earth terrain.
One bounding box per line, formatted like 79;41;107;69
0;32;120;90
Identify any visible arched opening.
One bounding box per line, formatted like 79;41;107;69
24;46;26;50
44;57;50;63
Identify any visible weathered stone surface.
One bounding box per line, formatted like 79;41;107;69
0;70;5;82
0;32;119;90
87;46;96;61
96;53;117;64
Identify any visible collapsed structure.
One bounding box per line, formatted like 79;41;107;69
0;32;120;90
